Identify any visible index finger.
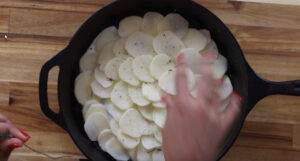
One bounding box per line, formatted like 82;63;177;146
175;53;189;96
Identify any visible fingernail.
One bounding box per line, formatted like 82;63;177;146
7;143;21;152
176;53;185;64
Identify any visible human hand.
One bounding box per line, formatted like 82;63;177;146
161;53;242;161
0;114;30;161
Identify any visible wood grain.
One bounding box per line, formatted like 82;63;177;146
0;0;299;161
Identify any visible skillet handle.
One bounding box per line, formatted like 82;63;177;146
266;80;300;96
39;49;66;129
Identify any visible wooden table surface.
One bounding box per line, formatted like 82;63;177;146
0;0;299;161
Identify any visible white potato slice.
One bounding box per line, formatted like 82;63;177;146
95;26;120;52
113;38;128;56
111;82;133;110
118;16;143;37
158;13;189;38
98;129;114;152
180;48;202;74
153;108;167;128
152;101;166;108
94;68;113;88
119;108;150;138
104;55;128;80
128;148;137;161
119;57;140;86
150;54;175;80
152;150;165;161
182;28;208;52
201;41;219;54
137;145;152;161
128;86;150;107
132;55;155;82
142;123;157;136
105;137;130;161
84;103;107;121
105;102;124;121
158;68;196;95
212;54;227;79
142;12;164;36
75;71;93;105
109;119;120;136
82;99;99;117
219;75;233;100
142;83;161;102
153;31;185;58
141;135;161;150
200;29;211;42
98;42;115;71
90;80;113;99
138;106;154;121
84;113;110;141
153;127;162;143
80;49;98;72
125;32;156;57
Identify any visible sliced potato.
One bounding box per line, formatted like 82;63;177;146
119;57;140;86
75;71;93;105
90;80;113;99
137;144;152;161
111;82;133;110
150;54;175;80
153;31;185;58
80;49;98;72
218;75;233;100
98;129;114;152
113;38;128;56
119;108;150;138
138;106;154;121
104;55;128;80
158;13;189;38
116;130;140;150
128;148;137;161
158;67;196;95
201;40;219;54
182;28;208;52
142;12;164;36
152;150;165;161
153;126;162;143
105;102;124;121
95;26;119;53
142;83;161;102
84;112;110;141
132;55;155;82
199;29;211;42
125;31;156;57
128;86;150;107
98;42;115;71
105;137;130;161
212;54;227;79
153;108;167;128
141;135;161;150
84;103;107;121
94;68;113;88
152;101;166;108
142;123;157;136
82;99;99;117
118;16;143;37
109;119;120;136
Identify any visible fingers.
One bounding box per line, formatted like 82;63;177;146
161;94;174;112
221;92;242;129
0;114;8;123
0;138;23;153
0;122;29;142
175;53;189;97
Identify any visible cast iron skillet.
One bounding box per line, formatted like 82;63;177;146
39;0;300;160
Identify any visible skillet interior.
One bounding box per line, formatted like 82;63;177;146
58;0;249;160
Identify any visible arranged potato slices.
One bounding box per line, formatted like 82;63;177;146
119;108;150;138
158;13;189;38
125;31;156;57
182;28;208;52
118;16;143;37
75;71;93;105
77;12;231;161
119;57;140;86
150;54;175;80
128;86;150;107
95;26;120;52
142;12;164;36
84;112;109;141
132;55;155;82
111;82;133;110
153;31;185;58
